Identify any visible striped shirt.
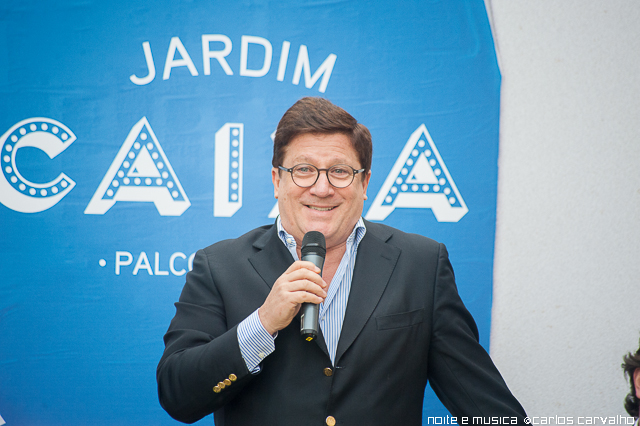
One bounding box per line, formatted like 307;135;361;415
237;218;366;371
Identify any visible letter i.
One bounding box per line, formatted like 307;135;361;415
277;41;291;81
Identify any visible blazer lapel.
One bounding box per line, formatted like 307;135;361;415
248;224;294;290
335;222;400;364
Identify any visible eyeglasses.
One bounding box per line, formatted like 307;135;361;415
278;163;365;188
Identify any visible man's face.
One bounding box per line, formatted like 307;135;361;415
272;132;371;250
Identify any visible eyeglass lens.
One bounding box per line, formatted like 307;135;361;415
291;164;355;188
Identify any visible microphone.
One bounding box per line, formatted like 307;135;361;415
300;231;326;341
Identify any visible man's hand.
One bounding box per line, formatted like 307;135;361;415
258;261;327;335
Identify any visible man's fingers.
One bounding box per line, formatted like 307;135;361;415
276;277;326;299
259;260;327;334
281;264;326;288
298;292;324;305
285;260;322;276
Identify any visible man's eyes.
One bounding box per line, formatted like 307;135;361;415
293;165;351;175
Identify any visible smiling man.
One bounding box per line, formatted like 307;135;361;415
157;97;527;425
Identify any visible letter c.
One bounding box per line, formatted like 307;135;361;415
0;118;76;213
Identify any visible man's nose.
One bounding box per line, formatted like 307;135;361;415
310;172;334;196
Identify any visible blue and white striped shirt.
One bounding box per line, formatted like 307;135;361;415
237;218;366;370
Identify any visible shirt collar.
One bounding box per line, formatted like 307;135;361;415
277;216;366;260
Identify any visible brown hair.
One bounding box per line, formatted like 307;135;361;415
272;97;372;173
623;340;640;418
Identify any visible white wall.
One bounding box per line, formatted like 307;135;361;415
487;0;640;418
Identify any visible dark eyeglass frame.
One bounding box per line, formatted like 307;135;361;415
278;163;365;188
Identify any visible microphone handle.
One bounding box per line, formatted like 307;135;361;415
300;253;324;341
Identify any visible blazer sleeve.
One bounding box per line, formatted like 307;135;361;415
427;244;527;422
156;248;255;424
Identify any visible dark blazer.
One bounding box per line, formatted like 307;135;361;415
157;220;526;425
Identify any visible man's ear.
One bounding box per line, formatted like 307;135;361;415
362;170;371;200
272;168;280;199
634;368;640;398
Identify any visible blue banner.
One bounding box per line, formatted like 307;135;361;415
0;1;500;424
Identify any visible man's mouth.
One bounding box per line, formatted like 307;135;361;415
307;205;336;211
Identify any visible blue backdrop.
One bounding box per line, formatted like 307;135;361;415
0;1;501;424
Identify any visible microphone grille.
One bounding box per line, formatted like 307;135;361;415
301;231;326;256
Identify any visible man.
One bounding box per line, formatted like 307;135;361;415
157;97;526;425
623;340;640;421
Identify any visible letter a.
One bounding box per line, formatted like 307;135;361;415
365;124;468;222
84;117;190;216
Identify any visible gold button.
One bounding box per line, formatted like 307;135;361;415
223;379;232;386
326;415;336;426
213;386;221;393
323;367;333;377
218;381;226;389
229;374;237;382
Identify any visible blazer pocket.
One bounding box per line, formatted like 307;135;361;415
376;309;425;330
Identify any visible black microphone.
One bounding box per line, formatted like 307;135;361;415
300;231;326;341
